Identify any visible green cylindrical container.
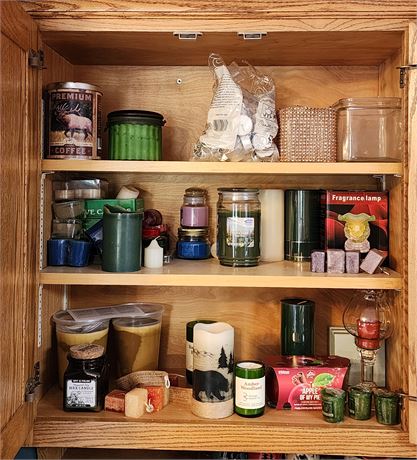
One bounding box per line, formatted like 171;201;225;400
102;204;143;272
284;190;321;261
281;298;315;356
348;386;372;420
234;361;265;418
321;388;346;423
374;389;400;425
107;110;165;161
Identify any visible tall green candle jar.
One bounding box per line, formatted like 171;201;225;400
217;188;260;267
234;361;265;417
107;110;165;160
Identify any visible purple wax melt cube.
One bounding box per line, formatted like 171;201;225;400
360;249;388;274
345;251;360;274
327;249;345;274
311;250;326;273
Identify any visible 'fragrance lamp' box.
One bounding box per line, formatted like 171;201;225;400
321;191;389;255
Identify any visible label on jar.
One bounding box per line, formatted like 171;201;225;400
322;400;335;418
186;340;193;372
226;217;254;247
65;379;97;408
235;376;265;409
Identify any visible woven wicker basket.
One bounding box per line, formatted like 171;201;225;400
278;106;337;162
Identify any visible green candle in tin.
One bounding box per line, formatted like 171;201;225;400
348;386;372;420
374;388;400;425
321;388;346;423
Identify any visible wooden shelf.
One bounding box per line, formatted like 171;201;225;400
32;387;416;457
39;260;402;289
42;160;402;175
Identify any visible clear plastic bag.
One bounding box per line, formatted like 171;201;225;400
193;53;279;162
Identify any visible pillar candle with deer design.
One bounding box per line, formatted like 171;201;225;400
46;82;102;160
191;322;234;419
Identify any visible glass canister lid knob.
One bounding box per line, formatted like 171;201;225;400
184;187;207;197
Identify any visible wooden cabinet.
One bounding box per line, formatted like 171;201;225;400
1;1;417;458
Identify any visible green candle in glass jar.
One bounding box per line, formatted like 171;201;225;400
321;388;346;423
348;386;372;420
217;188;260;267
374;388;400;425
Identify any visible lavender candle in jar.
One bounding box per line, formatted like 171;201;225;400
180;188;209;228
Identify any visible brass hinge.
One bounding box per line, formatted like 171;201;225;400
28;49;46;70
25;362;41;402
397;65;417;89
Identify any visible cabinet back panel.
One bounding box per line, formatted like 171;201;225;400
68;286;349;370
75;65;379;161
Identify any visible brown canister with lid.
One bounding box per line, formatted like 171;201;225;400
46;82;102;159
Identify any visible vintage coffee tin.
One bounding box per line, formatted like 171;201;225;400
46;82;102;159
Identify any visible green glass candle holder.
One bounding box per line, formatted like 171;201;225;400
348;386;372;420
321;388;346;423
374;388;400;425
234;361;265;418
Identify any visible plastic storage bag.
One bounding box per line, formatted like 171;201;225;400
193;54;279;162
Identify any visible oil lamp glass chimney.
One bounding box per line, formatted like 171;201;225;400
342;290;393;389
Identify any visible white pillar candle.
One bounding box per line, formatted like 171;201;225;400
144;239;163;268
259;189;284;262
191;322;234;419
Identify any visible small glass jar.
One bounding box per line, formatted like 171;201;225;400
321;388;346;423
348;386;372;420
180;188;209;228
176;228;210;260
217;188;260;267
63;344;109;412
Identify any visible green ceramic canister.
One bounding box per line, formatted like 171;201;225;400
281;298;315;356
348;386;372;420
107;110;165;160
234;361;265;418
374;388;400;425
102;204;143;272
321;388;346;423
284;190;321;261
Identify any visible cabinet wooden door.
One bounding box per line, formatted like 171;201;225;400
0;2;41;458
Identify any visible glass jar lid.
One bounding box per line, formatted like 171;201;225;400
333;97;401;110
184;187;207;197
218;188;259;201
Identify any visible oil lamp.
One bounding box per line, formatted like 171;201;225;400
343;290;393;389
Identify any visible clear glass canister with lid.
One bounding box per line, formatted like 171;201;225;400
333;97;402;162
176;228;211;260
217;188;261;267
180;188;209;228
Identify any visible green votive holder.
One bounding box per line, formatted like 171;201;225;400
348;386;372;420
374;388;400;425
321;388;346;423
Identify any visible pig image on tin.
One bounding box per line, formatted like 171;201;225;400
55;102;92;140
